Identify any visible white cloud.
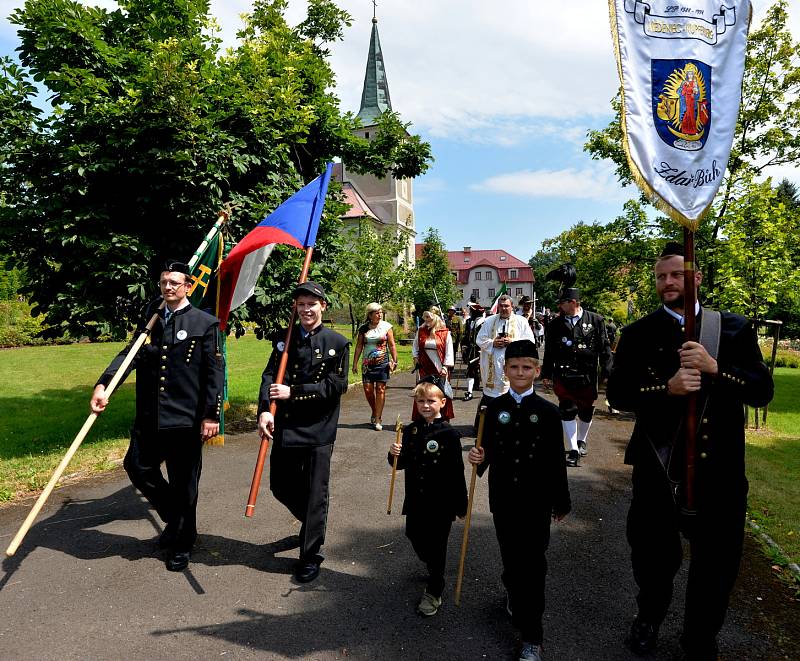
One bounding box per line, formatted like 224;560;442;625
473;162;631;202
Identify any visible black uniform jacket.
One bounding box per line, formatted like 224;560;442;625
258;324;350;447
97;304;224;430
541;309;612;386
478;392;571;517
606;307;773;492
388;418;468;519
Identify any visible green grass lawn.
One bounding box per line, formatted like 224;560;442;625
745;367;800;566
0;325;413;501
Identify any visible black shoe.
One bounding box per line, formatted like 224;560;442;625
166;550;190;572
463;392;473;401
578;440;588;456
566;450;580;467
294;561;321;583
625;618;658;655
158;522;178;550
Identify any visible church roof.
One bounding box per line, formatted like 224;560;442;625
356;18;392;126
340;182;380;220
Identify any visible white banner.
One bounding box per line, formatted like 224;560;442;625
610;0;751;229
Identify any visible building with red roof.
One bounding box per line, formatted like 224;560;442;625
415;245;535;310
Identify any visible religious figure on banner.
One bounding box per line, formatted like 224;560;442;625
655;61;710;149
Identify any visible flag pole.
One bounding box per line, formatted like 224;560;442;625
455;406;487;606
5;214;227;557
682;227;698;513
245;246;315;517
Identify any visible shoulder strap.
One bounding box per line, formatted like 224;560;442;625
698;308;721;360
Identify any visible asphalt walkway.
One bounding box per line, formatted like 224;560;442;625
0;369;797;660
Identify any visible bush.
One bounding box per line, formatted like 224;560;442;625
0;301;46;347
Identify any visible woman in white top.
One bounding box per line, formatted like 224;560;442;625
412;307;454;420
352;302;397;431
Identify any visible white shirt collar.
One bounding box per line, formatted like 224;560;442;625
662;301;700;326
509;386;535;403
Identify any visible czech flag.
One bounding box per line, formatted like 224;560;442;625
217;163;333;330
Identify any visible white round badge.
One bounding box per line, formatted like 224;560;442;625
529;414;539;423
498;411;511;424
426;440;439;453
277;341;286;352
328;349;336;356
176;330;188;341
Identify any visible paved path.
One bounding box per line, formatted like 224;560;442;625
0;371;797;660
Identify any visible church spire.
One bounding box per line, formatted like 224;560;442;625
356;13;392;127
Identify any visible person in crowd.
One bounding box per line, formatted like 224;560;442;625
607;242;773;659
388;376;467;617
461;300;485;401
90;260;224;573
412;307;455;420
352;302;398;431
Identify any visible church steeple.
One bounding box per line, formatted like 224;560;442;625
356;16;392;126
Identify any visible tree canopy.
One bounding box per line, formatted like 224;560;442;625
0;0;432;339
407;227;458;317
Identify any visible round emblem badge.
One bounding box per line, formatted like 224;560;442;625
328;349;336;356
498;411;511;424
277;341;286;352
176;329;188;341
529;414;539;423
565;340;573;347
426;440;439;453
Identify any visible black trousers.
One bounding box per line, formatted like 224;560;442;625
627;453;747;658
123;427;203;552
494;510;552;645
405;513;453;598
270;441;333;564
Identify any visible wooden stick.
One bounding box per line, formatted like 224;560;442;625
5;216;227;557
454;405;487;606
683;227;698;513
5;310;162;557
387;415;403;514
245;246;314;517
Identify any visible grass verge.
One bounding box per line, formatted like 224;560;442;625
0;324;413;501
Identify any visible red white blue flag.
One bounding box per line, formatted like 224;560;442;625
217;163;333;330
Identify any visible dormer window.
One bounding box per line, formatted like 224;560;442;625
500;255;507;261
509;269;518;279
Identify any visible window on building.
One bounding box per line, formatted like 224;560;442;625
488;288;496;298
516;287;523;296
365;131;370;139
509;269;518;279
472;288;480;300
486;271;493;280
451;271;458;279
500;255;507;261
464;257;470;263
475;272;482;281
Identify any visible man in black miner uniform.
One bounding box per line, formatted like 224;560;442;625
607;243;773;660
541;287;611;467
91;260;224;572
461;300;485;401
257;281;349;584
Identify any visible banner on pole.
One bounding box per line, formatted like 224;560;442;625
609;0;751;230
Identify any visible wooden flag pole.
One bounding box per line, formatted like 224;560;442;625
454;406;487;606
245;246;315;518
683;227;699;513
5;214;228;557
387;415;403;514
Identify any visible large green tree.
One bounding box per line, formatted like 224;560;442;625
583;0;800;322
333;218;411;335
0;0;432;339
406;227;457;317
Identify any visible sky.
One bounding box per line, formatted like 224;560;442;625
2;0;799;262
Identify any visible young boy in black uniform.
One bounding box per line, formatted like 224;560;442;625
388;375;467;617
468;340;571;661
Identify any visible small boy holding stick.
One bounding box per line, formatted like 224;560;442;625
388;375;467;616
468;340;571;661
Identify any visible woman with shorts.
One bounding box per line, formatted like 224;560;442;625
353;302;398;431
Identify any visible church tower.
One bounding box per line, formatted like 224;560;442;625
335;13;416;266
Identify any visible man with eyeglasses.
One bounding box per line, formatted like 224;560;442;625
90;260;224;572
